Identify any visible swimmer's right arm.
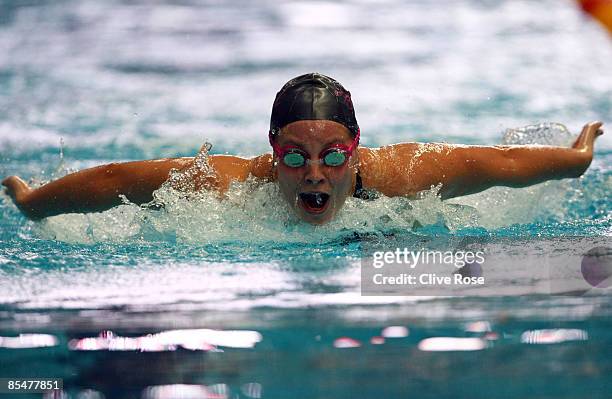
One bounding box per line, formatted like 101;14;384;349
1;158;194;220
2;153;273;220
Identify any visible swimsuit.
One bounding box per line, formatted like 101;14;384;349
353;170;378;200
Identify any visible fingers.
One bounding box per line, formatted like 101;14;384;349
2;176;39;219
574;121;604;150
1;176;30;202
1;176;13;187
2;175;26;189
588;121;603;129
586;121;604;148
587;121;603;136
2;176;17;198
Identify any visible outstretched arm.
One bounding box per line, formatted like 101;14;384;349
362;121;604;199
2;158;193;219
2;153;272;220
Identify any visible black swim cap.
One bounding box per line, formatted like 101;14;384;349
269;73;359;142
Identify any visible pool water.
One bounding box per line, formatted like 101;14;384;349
0;0;611;398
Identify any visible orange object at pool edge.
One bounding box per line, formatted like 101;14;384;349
579;0;612;34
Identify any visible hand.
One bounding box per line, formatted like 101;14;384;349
572;121;604;153
2;176;35;218
566;121;604;177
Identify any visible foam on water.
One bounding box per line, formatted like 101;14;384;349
32;176;475;245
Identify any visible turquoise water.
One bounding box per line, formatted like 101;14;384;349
1;0;611;398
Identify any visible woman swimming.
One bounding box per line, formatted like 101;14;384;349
2;73;604;225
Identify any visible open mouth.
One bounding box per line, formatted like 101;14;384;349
299;192;330;214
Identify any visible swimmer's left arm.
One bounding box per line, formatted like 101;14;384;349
365;121;604;199
445;121;604;198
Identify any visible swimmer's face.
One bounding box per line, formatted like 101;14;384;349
273;120;357;225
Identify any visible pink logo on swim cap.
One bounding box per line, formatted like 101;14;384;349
336;90;354;111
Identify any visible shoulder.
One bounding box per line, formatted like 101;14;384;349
357;143;424;196
248;153;273;179
207;154;273;181
357;143;426;175
358;143;423;161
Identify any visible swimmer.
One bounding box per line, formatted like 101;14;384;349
2;73;605;225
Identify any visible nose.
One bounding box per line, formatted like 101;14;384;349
304;162;326;185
